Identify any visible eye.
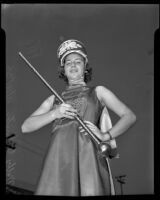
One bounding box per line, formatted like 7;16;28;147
65;61;71;66
76;60;82;64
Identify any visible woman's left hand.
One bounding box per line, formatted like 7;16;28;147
79;120;103;141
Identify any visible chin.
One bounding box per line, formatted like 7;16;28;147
70;74;79;79
70;77;79;81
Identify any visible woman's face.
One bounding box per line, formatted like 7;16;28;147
64;53;85;81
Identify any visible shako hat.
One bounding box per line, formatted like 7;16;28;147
57;39;88;67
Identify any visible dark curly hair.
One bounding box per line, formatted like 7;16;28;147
58;63;92;84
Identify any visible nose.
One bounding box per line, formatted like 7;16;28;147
71;61;76;67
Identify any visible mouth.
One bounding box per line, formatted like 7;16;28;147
70;69;78;73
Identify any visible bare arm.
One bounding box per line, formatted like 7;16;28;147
95;86;136;141
21;95;78;133
21;95;56;133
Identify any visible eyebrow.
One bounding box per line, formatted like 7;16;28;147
65;58;83;62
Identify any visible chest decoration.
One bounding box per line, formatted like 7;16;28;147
65;96;87;118
52;89;89;132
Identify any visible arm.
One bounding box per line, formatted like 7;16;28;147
95;86;136;141
21;95;56;133
21;95;78;133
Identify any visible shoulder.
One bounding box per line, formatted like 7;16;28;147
95;85;117;103
95;85;108;91
94;85;112;104
95;85;111;96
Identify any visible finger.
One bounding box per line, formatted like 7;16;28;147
85;124;97;132
78;125;86;130
62;103;72;109
65;111;77;117
80;130;88;135
63;105;77;113
84;122;97;130
78;125;89;135
79;124;94;133
78;123;97;134
84;120;95;126
85;121;99;130
62;103;76;111
79;128;85;132
63;113;74;119
66;104;78;113
67;108;77;113
79;128;87;134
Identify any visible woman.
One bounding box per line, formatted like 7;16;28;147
21;39;136;196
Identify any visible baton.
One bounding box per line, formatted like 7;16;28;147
18;52;111;157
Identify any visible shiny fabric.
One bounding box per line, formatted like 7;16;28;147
35;86;111;196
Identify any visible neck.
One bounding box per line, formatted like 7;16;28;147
68;76;86;88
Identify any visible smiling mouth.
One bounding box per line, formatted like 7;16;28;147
70;69;78;73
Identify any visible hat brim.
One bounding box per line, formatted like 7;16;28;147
60;50;88;66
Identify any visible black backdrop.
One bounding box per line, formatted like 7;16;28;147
3;4;158;194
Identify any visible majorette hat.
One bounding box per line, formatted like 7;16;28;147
57;39;88;67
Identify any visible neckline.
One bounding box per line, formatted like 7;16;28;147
66;84;87;90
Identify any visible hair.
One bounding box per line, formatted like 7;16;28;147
58;57;92;84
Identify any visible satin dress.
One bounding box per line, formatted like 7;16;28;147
35;86;111;196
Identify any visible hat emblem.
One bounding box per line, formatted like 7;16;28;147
58;41;82;57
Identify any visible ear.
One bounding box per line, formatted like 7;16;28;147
63;66;66;75
84;62;88;71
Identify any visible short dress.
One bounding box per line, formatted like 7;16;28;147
35;85;112;196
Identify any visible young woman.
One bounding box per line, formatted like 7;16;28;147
21;39;136;196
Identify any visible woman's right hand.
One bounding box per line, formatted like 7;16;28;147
52;103;78;119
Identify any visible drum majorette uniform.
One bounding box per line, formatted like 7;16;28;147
35;40;119;196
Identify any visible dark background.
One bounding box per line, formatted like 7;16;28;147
3;4;158;195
